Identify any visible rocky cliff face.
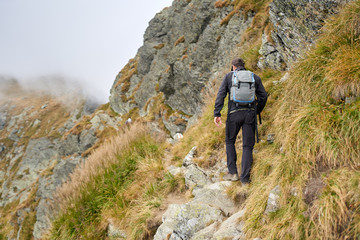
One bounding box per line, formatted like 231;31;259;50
0;80;122;239
0;0;353;239
258;0;351;70
110;0;255;136
109;0;350;136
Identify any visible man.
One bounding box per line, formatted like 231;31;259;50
214;58;267;184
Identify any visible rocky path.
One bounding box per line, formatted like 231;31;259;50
153;147;276;240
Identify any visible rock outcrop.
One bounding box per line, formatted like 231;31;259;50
110;0;255;134
258;0;352;70
109;0;351;135
0;86;122;239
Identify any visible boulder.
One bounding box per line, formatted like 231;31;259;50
191;222;219;240
183;146;197;167
154;203;224;240
1;138;59;206
265;185;281;213
192;181;237;216
33;199;51;240
212;209;246;240
184;164;211;189
260;0;351;69
107;223;127;239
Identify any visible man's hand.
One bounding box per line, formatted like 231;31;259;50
214;116;222;127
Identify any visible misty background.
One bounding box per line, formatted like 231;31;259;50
0;0;173;103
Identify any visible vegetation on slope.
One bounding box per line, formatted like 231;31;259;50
173;1;359;239
50;123;184;239
241;1;359;239
0;89;84;239
49;1;359;239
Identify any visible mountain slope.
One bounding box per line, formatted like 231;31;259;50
49;0;359;240
1;0;359;239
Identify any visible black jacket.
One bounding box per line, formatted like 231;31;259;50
214;67;268;117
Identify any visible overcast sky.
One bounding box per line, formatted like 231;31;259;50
0;0;173;102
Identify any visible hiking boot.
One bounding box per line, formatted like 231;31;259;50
241;182;250;187
223;173;240;181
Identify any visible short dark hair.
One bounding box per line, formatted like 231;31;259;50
231;58;245;68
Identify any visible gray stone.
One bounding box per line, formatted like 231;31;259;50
267;133;275;144
32;119;41;127
265;185;281;213
168;165;184;176
273;72;290;85
191;221;219;240
345;97;356;104
82;99;99;116
213;209;246;239
183;146;197;167
59;129;97;156
263;0;351;69
291;187;298;197
0;144;5;154
167;138;176;145
163;115;187;137
41;104;48;109
33;156;82;238
192;181;236;216
33;199;51;240
107;223;127;239
1;138;59;206
9;129;20;142
154;203;224;240
184;164;211;189
258;34;285;70
0;111;7;130
90;112;120;131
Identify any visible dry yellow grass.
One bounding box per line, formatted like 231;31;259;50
153;43;165;49
55;123;147;208
113;57;138;90
174;35;185;46
240;2;360;239
215;0;230;8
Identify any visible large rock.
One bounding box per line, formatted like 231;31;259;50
0;138;59;206
265;185;281;213
183;146;197;167
184;164;211;189
212;209;246;240
33;156;82;239
192;181;237;216
258;0;352;69
154;203;224;240
58;129;97;156
109;0;254;133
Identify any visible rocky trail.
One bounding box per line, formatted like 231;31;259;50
151;146;280;240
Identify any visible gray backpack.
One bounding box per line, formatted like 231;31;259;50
230;70;255;105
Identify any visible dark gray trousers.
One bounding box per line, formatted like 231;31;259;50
225;109;256;183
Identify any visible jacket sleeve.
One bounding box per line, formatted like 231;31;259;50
254;74;268;114
214;74;229;117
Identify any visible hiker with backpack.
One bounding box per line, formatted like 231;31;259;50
214;58;267;184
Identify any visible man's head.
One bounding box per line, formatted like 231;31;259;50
231;58;245;70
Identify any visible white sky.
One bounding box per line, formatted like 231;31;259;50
0;0;173;103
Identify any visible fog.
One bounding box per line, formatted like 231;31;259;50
0;0;173;103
